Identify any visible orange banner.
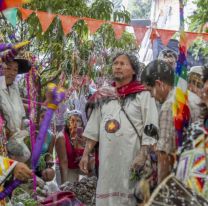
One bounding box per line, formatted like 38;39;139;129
19;8;127;38
19;7;33;21
59;15;78;35
36;11;56;32
150;28;208;48
112;23;126;39
84;18;104;34
18;8;208;46
133;26;148;45
157;29;176;45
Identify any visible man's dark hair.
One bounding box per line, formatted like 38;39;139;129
141;60;174;86
112;52;141;80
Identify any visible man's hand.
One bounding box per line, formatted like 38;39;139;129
79;154;89;174
13;162;33;182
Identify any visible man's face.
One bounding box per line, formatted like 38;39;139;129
144;80;166;103
4;61;18;86
188;73;203;96
112;55;135;83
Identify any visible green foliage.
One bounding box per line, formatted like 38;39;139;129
127;0;152;19
189;38;208;60
189;0;208;32
187;0;208;59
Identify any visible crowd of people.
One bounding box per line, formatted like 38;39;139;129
0;41;208;206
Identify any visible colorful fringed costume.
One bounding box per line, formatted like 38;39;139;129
0;156;17;205
176;120;208;199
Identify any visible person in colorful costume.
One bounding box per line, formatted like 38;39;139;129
0;113;32;205
176;65;208;199
79;52;159;206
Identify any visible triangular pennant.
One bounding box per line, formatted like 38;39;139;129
36;11;56;33
157;29;176;45
150;29;160;43
59;15;78;36
133;26;148;45
186;32;208;48
184;32;197;49
84;18;104;34
112;23;126;39
3;8;17;27
19;7;33;21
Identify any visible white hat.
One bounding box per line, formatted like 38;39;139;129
188;66;203;76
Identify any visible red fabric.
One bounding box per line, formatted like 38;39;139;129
41;191;85;206
114;80;146;97
19;8;33;21
64;131;84;169
89;80;145;104
133;26;148;45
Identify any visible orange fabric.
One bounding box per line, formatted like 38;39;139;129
112;23;126;39
59;15;78;35
133;26;148;45
157;29;176;45
149;28;208;48
18;8;208;45
85;19;104;34
36;11;56;32
19;8;33;21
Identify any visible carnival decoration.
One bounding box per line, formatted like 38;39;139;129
172;0;190;148
32;83;65;169
18;8;208;45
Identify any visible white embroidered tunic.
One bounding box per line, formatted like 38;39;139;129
83;91;158;206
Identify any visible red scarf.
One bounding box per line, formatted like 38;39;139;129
113;80;146;97
86;81;146;119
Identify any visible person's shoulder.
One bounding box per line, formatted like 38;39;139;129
136;90;151;97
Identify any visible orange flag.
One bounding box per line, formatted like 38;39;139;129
157;29;176;45
19;7;33;21
36;11;56;32
84;18;104;34
112;23;126;39
59;15;78;35
133;26;148;45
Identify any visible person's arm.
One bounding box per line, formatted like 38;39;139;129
48;134;55;154
156;103;175;183
79;138;97;174
0;156;32;184
55;136;68;184
79;106;100;174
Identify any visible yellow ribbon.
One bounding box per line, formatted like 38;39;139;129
47;103;58;110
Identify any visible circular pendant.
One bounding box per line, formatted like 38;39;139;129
105;119;120;133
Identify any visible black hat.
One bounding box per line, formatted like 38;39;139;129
13;58;32;74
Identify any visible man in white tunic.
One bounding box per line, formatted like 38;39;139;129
79;52;158;206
